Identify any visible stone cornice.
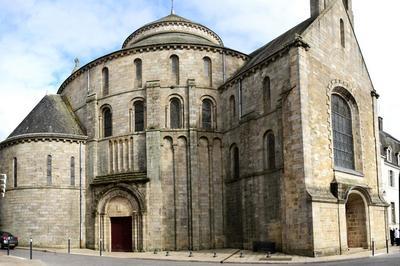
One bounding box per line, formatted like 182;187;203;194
0;133;87;149
122;20;224;48
57;43;248;94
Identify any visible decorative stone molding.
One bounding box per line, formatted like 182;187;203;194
0;133;87;149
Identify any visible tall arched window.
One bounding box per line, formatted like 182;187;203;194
170;98;182;129
332;94;354;169
263;76;271;112
340;19;345;48
47;155;52;185
70;156;75;186
134;59;142;88
170;55;179;85
264;131;275;170
103;107;112;137
102;67;109;96
134;101;145;132
203;57;212;87
202;99;213;129
13;157;17;188
230;145;240;179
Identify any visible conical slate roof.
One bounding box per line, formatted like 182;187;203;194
8;95;85;139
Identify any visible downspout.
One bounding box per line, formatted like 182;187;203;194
186;82;193;250
79;141;83;248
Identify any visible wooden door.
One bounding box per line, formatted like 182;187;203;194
111;217;132;252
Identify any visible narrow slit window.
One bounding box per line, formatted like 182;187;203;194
47;155;52;185
170;55;179;85
170;98;182;129
231;145;240;179
102;67;109;96
70;156;75;186
203;57;212;87
13;157;17;188
202;99;213;129
264;131;276;170
263;77;271;112
340;19;345;48
134;59;142;88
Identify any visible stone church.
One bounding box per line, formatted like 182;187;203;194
0;0;388;256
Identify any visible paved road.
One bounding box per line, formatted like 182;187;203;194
1;249;400;266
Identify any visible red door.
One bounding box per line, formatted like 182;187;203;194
111;217;132;252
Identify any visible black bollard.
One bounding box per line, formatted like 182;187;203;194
7;244;9;256
239;250;244;258
99;239;102;256
386;239;389;254
166;251;169;256
29;238;33;260
188;250;193;257
154;248;157;254
213;251;217;258
68;238;71;254
372;240;375;256
266;251;271;258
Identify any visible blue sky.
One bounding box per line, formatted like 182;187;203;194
0;0;399;140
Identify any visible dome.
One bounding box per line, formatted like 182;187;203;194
122;14;224;49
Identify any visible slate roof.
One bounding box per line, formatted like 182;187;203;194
380;130;400;159
8;95;85;139
225;17;315;84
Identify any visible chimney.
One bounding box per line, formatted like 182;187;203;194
378;117;383;131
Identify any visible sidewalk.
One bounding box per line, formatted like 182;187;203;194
13;245;400;264
0;254;44;266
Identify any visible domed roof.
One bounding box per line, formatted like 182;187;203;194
122;14;224;49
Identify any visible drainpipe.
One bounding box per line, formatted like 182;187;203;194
186;81;193;250
79;141;83;248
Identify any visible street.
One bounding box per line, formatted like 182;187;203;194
1;249;400;266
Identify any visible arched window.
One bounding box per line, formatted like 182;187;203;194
134;59;142;88
70;156;75;186
340;19;345;48
13;157;17;188
203;57;212;87
332;94;354;169
102;67;109;96
170;55;179;85
263;76;271;112
170;98;182;129
134;101;145;132
202;99;213;129
103;107;112;137
230;145;240;179
264;131;275;170
47;155;52;185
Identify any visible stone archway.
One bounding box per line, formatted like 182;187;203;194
345;192;368;248
96;187;144;252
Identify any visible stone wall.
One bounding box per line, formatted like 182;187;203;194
0;139;85;247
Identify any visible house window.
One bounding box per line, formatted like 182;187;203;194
340;19;345;48
389;170;395;187
103;107;112;137
202;99;213;129
13;157;17;188
332;94;354;170
231;145;239;179
47;155;52;185
134;101;144;132
170;55;179;85
203;57;212;87
264;131;276;170
70;156;75;186
170;98;182;129
387;147;392;162
263;76;271;112
134;59;142;88
391;202;396;224
102;67;109;96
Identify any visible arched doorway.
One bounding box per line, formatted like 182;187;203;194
96;187;144;252
345;192;368;249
